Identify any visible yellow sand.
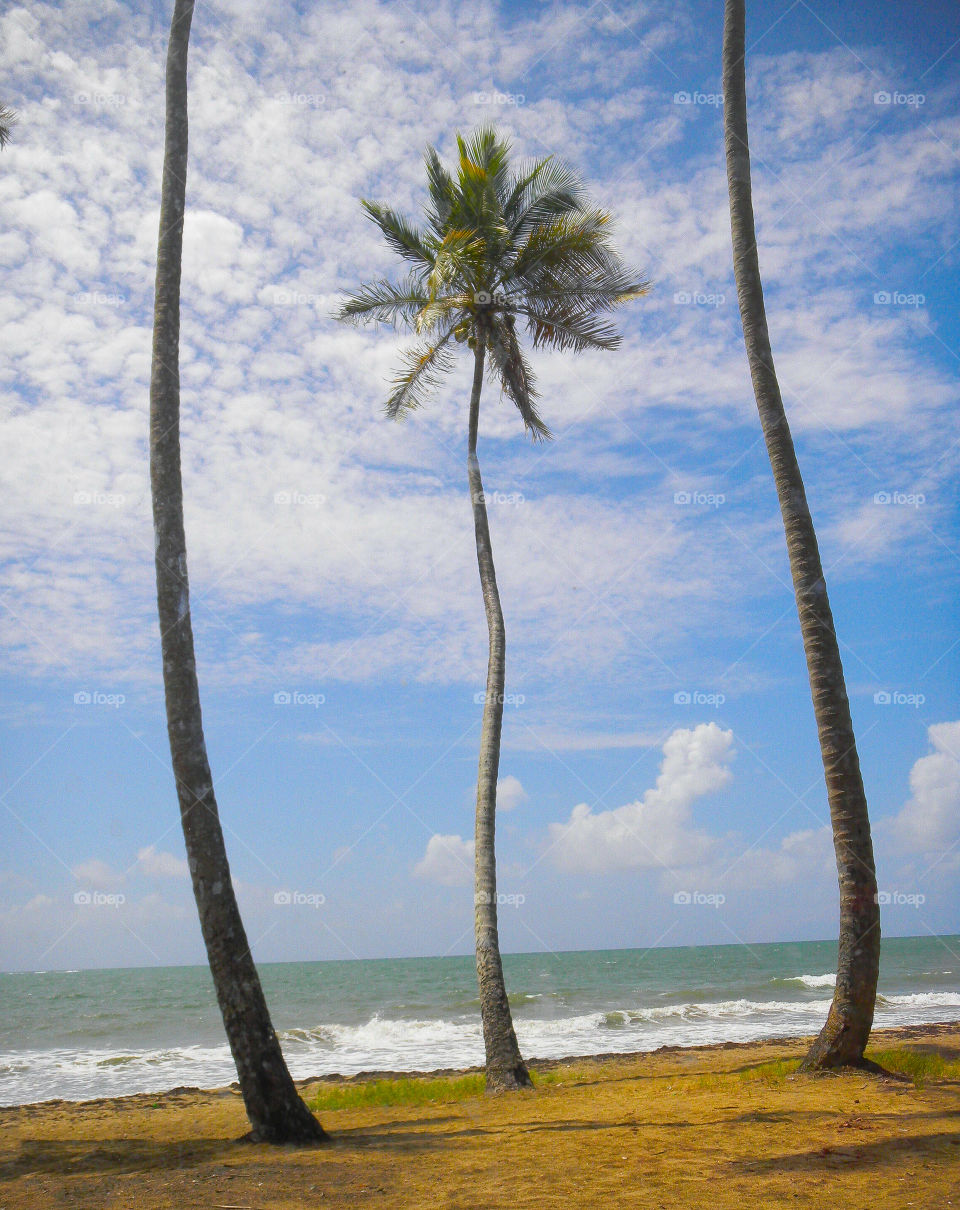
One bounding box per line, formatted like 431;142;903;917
2;1024;959;1208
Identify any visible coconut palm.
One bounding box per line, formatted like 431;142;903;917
337;127;648;1090
722;0;880;1068
149;0;325;1140
0;105;17;148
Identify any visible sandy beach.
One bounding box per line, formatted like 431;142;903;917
2;1023;959;1208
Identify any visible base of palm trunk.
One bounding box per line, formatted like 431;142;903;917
485;1061;534;1092
799;1004;873;1071
241;1097;328;1144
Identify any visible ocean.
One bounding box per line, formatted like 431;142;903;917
2;935;958;1106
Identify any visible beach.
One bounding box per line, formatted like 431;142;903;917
2;1023;959;1209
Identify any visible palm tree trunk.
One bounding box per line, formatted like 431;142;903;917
722;0;880;1069
149;0;325;1141
467;340;533;1092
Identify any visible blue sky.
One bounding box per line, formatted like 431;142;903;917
1;0;958;971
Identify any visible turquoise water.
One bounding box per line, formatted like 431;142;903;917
2;935;958;1104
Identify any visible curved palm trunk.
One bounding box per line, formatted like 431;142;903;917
149;0;325;1142
467;341;533;1092
722;0;880;1069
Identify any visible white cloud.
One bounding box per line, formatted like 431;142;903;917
136;846;190;879
497;775;527;812
547;722;734;873
413;833;474;887
71;858;124;889
889;721;960;854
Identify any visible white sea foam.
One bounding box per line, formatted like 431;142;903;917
781;973;837;989
4;989;959;1106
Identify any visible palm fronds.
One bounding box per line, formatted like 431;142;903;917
336;125;649;440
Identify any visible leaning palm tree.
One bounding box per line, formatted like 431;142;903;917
337;127;648;1090
150;0;324;1140
722;0;880;1069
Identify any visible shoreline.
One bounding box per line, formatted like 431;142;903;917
7;1019;958;1112
4;1022;959;1208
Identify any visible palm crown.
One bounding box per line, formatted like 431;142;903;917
336;126;650;440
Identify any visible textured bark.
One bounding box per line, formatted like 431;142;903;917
468;341;533;1093
722;0;880;1069
149;0;325;1142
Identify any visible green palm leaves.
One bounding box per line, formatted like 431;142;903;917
336;126;650;438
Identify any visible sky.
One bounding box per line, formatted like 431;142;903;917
1;0;958;972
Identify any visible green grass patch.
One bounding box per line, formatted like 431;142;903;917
737;1058;803;1086
308;1068;562;1112
867;1047;960;1088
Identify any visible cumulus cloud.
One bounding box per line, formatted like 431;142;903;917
413;833;474;887
497;775;527;812
547;723;734;873
71;858;124;889
889;721;960;855
136;846;190;879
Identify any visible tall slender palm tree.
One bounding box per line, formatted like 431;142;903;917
337;127;648;1091
722;0;880;1069
150;0;325;1140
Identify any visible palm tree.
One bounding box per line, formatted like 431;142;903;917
0;104;17;148
337;127;648;1090
149;0;325;1140
722;0;880;1069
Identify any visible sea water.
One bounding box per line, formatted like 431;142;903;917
2;934;958;1105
